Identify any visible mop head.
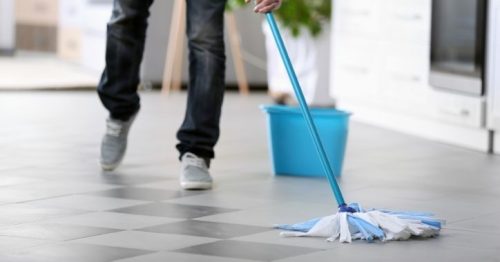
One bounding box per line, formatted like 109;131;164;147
275;203;444;243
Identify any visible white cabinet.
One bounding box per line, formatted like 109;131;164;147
331;0;490;151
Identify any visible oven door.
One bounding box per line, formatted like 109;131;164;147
430;0;487;96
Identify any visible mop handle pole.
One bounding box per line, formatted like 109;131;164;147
265;13;346;206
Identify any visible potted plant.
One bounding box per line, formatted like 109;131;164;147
227;0;334;107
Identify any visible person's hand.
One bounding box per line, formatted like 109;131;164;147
245;0;281;13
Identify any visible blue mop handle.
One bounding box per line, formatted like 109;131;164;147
265;13;346;206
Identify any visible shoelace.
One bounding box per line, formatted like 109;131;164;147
106;120;124;137
184;155;206;168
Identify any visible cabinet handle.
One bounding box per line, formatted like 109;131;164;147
391;73;421;83
342;65;369;74
343;8;371;17
394;13;422;21
440;107;471;117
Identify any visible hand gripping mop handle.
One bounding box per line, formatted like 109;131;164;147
265;13;347;207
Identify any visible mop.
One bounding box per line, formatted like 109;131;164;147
265;12;444;243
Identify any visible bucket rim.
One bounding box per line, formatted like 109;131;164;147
259;104;351;117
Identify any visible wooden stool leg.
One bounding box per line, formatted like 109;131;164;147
226;13;249;95
162;0;186;94
171;5;186;92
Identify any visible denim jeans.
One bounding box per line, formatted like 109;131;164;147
97;0;227;160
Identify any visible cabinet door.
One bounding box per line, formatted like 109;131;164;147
333;0;381;38
379;0;431;44
331;36;381;101
378;43;430;114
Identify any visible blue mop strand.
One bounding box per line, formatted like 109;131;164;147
420;220;442;229
274;217;322;232
394;215;442;229
376;209;435;217
351;216;386;239
265;12;347;208
348;216;374;241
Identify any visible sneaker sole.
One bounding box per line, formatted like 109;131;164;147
100;161;120;171
181;181;213;190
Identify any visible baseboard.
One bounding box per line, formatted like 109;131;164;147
143;83;269;92
338;99;491;152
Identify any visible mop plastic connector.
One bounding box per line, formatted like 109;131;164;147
338;203;357;213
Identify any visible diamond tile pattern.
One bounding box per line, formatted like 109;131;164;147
111;203;238;219
174;240;322;261
87;187;204;201
139;220;272;239
1;92;499;262
0;223;118;241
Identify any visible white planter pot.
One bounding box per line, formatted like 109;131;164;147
262;21;335;107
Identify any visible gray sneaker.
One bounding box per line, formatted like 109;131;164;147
180;152;213;190
100;113;137;171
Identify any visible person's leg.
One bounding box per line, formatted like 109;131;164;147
98;0;154;171
177;0;227;189
97;0;154;121
176;0;227;161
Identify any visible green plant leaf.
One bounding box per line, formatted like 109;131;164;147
226;0;331;38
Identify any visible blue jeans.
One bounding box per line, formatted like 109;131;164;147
97;0;227;160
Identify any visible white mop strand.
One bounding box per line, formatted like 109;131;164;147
275;204;444;243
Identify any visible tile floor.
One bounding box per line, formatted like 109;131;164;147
0;91;499;262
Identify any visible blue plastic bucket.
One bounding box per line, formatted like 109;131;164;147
260;105;350;177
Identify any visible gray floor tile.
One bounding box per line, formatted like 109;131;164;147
44;211;180;230
1;243;152;262
196;202;336;227
112;203;238;219
27;195;148;211
274;241;498;262
70;173;170;186
0;204;84;227
173;240;322;261
0;189;64;204
234;231;340;250
72;231;218;251
5;181;118;197
139;220;272;239
0;223;118;241
0;236;51;254
435;228;500;251
447;212;500;234
163;191;278;209
86;187;204;201
114;251;259;262
0;176;45;187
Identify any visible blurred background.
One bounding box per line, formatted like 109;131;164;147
1;0;499;154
